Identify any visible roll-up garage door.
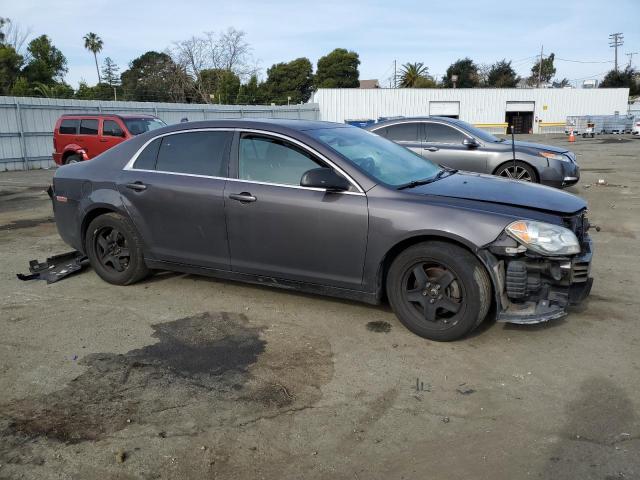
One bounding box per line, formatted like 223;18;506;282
429;101;460;118
506;101;535;112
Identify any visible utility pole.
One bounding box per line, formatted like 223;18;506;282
537;45;544;88
113;87;117;101
393;60;397;88
609;33;624;72
626;52;638;69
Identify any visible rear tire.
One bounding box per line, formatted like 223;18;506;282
65;154;81;164
85;212;149;285
386;242;491;341
494;161;537;183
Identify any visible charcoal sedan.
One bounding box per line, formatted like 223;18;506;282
50;119;593;341
366;117;580;188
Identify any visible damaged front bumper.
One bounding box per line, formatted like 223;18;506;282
481;234;593;325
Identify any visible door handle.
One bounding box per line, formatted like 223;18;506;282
125;182;147;192
424;147;439;152
229;192;257;203
99;138;109;142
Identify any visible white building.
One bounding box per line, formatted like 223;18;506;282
311;88;630;134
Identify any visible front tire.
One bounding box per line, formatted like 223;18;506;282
386;242;491;341
85;212;149;285
494;161;537;183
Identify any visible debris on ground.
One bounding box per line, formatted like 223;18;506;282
16;251;88;284
115;451;127;463
456;387;476;395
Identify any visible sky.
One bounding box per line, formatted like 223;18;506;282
3;0;639;89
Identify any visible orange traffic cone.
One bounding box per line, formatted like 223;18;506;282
568;130;576;143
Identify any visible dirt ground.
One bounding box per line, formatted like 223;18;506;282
0;134;639;480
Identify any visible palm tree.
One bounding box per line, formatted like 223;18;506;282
83;32;103;83
399;62;430;88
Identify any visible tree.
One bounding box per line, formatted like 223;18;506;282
199;68;240;103
0;17;30;53
172;28;256;102
121;51;194;102
315;48;360;88
21;35;67;85
0;44;23;94
528;53;556;86
75;81;118;100
32;81;74;98
552;77;571;88
101;57;119;86
83;32;103;83
262;58;313;104
442;58;479;88
236;74;264;104
486;59;519;87
600;67;639;96
398;62;434;88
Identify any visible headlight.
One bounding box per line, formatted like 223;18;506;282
539;151;570;162
506;220;580;256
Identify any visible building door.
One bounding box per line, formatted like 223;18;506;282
505;111;533;134
505;101;534;134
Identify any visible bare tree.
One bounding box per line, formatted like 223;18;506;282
1;18;32;54
171;28;256;103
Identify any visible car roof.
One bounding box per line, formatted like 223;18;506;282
366;116;461;129
60;114;159;120
147;118;349;134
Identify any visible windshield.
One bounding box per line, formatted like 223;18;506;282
123;118;166;135
448;118;504;143
309;127;441;187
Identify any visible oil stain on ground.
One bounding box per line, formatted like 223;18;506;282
0;312;265;446
366;321;392;333
0;311;334;472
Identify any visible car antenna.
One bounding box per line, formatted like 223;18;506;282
510;124;517;173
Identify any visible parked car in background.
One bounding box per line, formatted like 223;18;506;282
366;117;580;188
633;118;640;136
50;119;593;341
53;114;166;165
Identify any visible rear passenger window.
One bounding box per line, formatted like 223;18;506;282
155;131;232;176
80;119;99;135
385;123;420;142
59;119;79;134
133;138;161;170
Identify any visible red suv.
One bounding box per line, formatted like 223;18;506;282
53;114;166;165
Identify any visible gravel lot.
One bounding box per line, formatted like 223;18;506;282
1;134;639;480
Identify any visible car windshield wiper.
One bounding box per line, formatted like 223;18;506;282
397;169;458;190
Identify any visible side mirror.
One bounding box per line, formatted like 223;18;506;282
463;137;479;148
300;167;350;192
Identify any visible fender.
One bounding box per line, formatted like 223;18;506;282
62;144;89;161
78;188;129;244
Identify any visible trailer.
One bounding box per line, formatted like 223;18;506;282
565;114;635;135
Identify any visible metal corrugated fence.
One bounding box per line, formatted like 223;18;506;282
0;97;320;171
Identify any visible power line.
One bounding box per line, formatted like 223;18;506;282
555;57;614;64
609;32;624;72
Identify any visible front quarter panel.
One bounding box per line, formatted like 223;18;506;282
363;186;520;292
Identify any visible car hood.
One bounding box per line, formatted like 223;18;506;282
409;171;586;214
512;140;569;154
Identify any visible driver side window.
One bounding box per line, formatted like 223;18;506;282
239;134;323;186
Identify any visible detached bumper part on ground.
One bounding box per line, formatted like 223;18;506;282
16;251;89;284
485;218;593;325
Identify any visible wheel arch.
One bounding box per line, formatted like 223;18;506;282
493;159;539;182
80;205;122;247
376;233;496;305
